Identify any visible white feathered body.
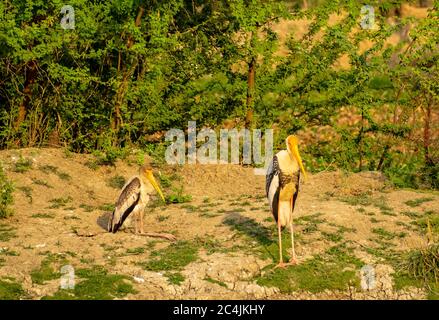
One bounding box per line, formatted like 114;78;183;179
266;150;301;227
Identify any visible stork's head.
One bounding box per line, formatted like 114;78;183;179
286;135;308;181
140;165;166;203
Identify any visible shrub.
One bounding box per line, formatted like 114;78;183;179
0;164;14;218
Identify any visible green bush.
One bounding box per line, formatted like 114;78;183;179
0;164;14;218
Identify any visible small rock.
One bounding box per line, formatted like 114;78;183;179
133;276;145;284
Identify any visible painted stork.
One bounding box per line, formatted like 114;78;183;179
266;135;307;267
108;165;176;241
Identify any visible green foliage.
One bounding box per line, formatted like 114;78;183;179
107;175;126;189
165;187;192;204
0;0;437;188
0;165;14;219
395;243;439;298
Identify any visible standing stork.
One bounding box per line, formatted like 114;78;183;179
108;165;175;241
266;135;307;267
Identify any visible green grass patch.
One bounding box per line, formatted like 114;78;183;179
411;212;439;236
43;266;136;300
255;244;362;293
158;174;173;188
199;212;221;218
401;211;422;219
31;178;53;189
0;278;27;299
339;194;394;214
30;254;69;285
0;224;16;241
339;193;372;206
39;165;72;181
0;248;19;256
48;196;73;209
372;228;406;240
141;241;199;272
223;213;294;262
394;244;439;299
98;203;115;212
164;272;185;285
107;175;126;189
166;187;192;204
157;215;169;222
405;197;434;208
17;186;32;204
31;213;55;219
181;204;197;213
321;231;343;243
296;213;325;235
0;164;14;219
13;156;32;173
126;247;145;255
204;277;227;288
79;204;95;212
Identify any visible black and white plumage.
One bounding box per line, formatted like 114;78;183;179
266;135;307;267
108;177;143;233
108;166;175;240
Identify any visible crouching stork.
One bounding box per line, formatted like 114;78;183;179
108;165;176;241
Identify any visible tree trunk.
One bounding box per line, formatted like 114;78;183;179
419;0;433;8
14;60;38;135
245;56;256;128
423;99;433;166
302;0;309;9
112;6;145;144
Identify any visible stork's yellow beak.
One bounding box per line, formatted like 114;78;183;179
145;171;166;203
288;136;308;181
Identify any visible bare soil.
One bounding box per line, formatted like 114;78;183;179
0;148;438;299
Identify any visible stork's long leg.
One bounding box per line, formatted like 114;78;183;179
289;197;297;265
138;232;176;241
275;218;285;268
140;210;144;234
134;209;140;234
289;222;297;264
136;209;176;241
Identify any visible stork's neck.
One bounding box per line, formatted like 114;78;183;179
276;150;298;174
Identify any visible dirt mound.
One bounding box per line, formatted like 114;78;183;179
310;170;389;197
180;164;265;199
